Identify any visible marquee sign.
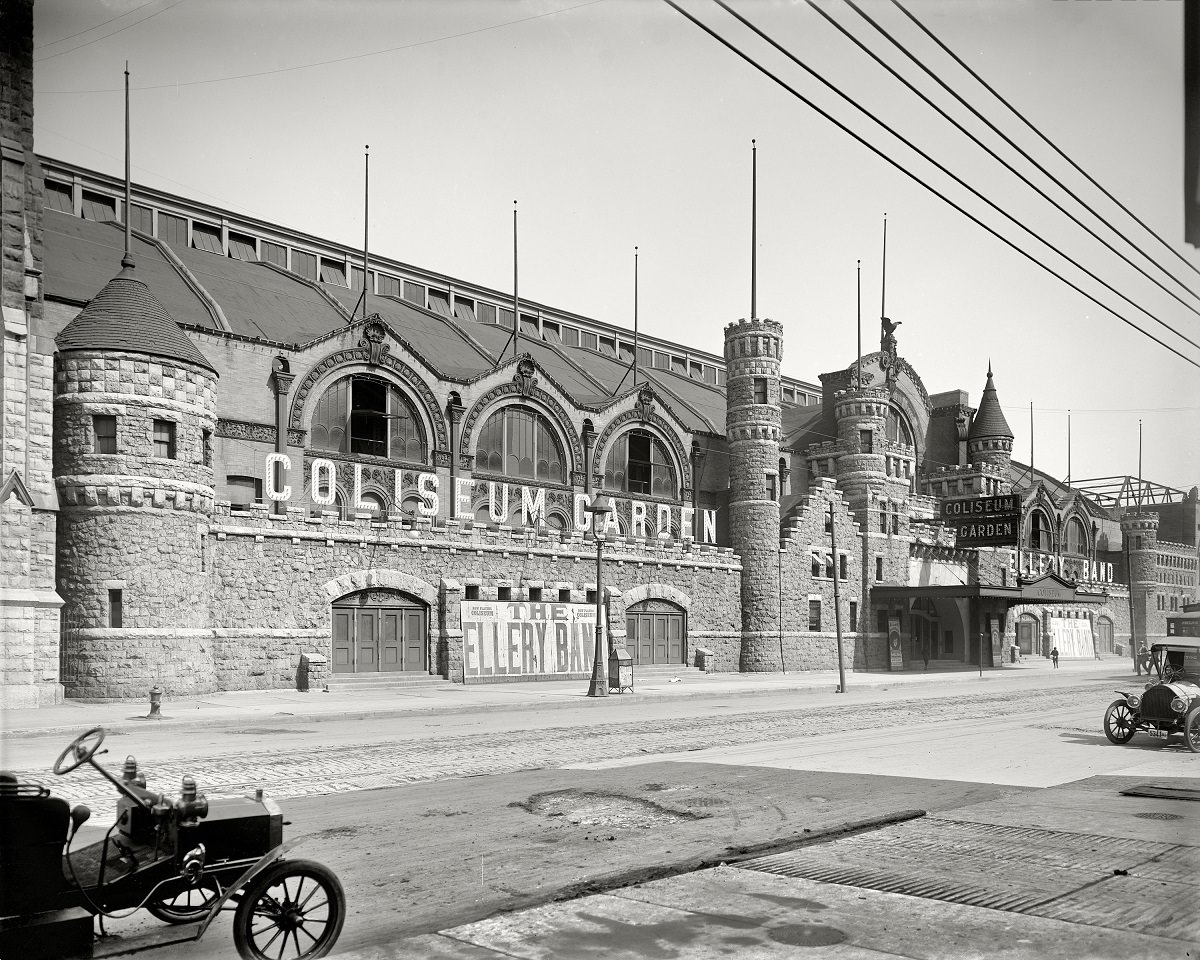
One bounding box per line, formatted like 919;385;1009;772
941;495;1020;548
259;454;718;542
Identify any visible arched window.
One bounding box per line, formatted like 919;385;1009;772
474;405;565;483
1028;510;1053;551
1064;516;1089;556
604;429;676;499
309;375;427;462
885;407;914;446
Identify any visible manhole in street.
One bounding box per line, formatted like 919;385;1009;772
767;923;847;947
1134;812;1184;820
513;789;709;829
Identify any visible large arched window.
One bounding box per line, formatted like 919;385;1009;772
604;429;676;499
885;407;914;446
474;405;565;483
1028;509;1053;552
1064;516;1089;556
309;375;426;461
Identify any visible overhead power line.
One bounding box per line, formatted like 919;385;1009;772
708;0;1200;358
663;0;1200;370
33;0;186;63
890;0;1200;287
824;0;1200;336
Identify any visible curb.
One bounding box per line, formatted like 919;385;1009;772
2;664;1125;741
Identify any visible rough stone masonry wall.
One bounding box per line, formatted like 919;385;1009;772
203;507;743;692
1;0;63;708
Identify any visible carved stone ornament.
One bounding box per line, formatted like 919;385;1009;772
634;382;655;421
513;355;538;398
359;318;391;366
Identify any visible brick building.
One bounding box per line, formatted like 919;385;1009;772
2;3;1196;705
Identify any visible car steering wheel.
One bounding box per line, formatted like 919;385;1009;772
54;727;106;775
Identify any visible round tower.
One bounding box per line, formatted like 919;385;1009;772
967;364;1014;472
54;265;218;699
724;317;782;672
1120;510;1159;650
833;386;889;516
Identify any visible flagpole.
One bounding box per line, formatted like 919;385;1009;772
856;259;862;387
361;145;369;319
1066;409;1071;485
513;200;520;362
880;213;887;325
1030;402;1035;481
122;63;133;269
751;139;757;320
633;246;639;386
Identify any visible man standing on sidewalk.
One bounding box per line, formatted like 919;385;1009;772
1051;646;1059;669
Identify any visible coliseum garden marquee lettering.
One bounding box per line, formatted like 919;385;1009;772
261;454;718;542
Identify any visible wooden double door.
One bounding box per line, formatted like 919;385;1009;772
626;600;685;666
332;591;427;674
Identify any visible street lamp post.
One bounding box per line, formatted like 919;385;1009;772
585;492;614;698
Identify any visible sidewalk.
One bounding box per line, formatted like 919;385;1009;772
2;656;1127;740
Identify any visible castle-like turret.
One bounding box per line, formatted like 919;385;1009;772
724;317;782;671
1120;510;1160;648
54;264;218;698
967;364;1013;472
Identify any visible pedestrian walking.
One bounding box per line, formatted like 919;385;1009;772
1136;642;1149;676
1050;646;1059;669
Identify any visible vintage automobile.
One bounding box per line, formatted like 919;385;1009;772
1103;638;1200;752
0;726;345;960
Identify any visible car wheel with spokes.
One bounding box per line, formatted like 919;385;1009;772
233;859;345;960
147;878;223;923
1103;700;1137;744
1185;707;1200;754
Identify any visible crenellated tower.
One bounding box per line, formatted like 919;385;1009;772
724;317;783;671
54;264;219;698
1120;510;1159;647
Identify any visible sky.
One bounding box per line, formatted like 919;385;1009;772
30;0;1200;498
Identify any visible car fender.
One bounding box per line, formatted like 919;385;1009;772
194;838;304;941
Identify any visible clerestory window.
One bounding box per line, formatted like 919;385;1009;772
309;375;426;462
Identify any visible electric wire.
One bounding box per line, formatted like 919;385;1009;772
891;0;1200;286
664;0;1200;370
35;0;164;49
33;0;186;63
819;0;1200;337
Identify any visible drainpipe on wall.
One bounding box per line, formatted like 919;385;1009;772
271;357;294;516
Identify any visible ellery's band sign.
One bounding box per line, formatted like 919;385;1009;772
261;454;719;542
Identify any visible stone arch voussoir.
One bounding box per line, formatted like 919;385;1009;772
323;569;439;607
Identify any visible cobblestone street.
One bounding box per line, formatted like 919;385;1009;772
18;683;1105;823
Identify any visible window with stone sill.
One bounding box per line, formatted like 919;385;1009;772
849;601;858;633
152;419;176;459
93;415;117;454
604;429;674;498
465;585;480;600
808;599;821;631
498;586;512;602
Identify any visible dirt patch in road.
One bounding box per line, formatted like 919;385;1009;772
513;788;710;832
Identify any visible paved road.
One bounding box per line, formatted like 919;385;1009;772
10;681;1168;824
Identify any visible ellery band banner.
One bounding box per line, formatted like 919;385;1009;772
461;601;598;680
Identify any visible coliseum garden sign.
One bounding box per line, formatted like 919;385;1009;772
261;454;719;543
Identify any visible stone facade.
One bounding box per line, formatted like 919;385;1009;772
1;0;62;708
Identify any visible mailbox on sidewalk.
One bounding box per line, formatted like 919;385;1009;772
608;648;633;693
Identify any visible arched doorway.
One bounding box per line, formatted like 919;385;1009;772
331;589;427;674
1016;614;1040;657
1096;616;1114;655
626;599;686;666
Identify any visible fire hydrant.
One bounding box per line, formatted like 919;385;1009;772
147;684;163;720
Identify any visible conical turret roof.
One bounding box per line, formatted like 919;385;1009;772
57;266;216;375
968;364;1012;441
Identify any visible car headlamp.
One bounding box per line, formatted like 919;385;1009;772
1171;698;1187;713
1125;694;1141;709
